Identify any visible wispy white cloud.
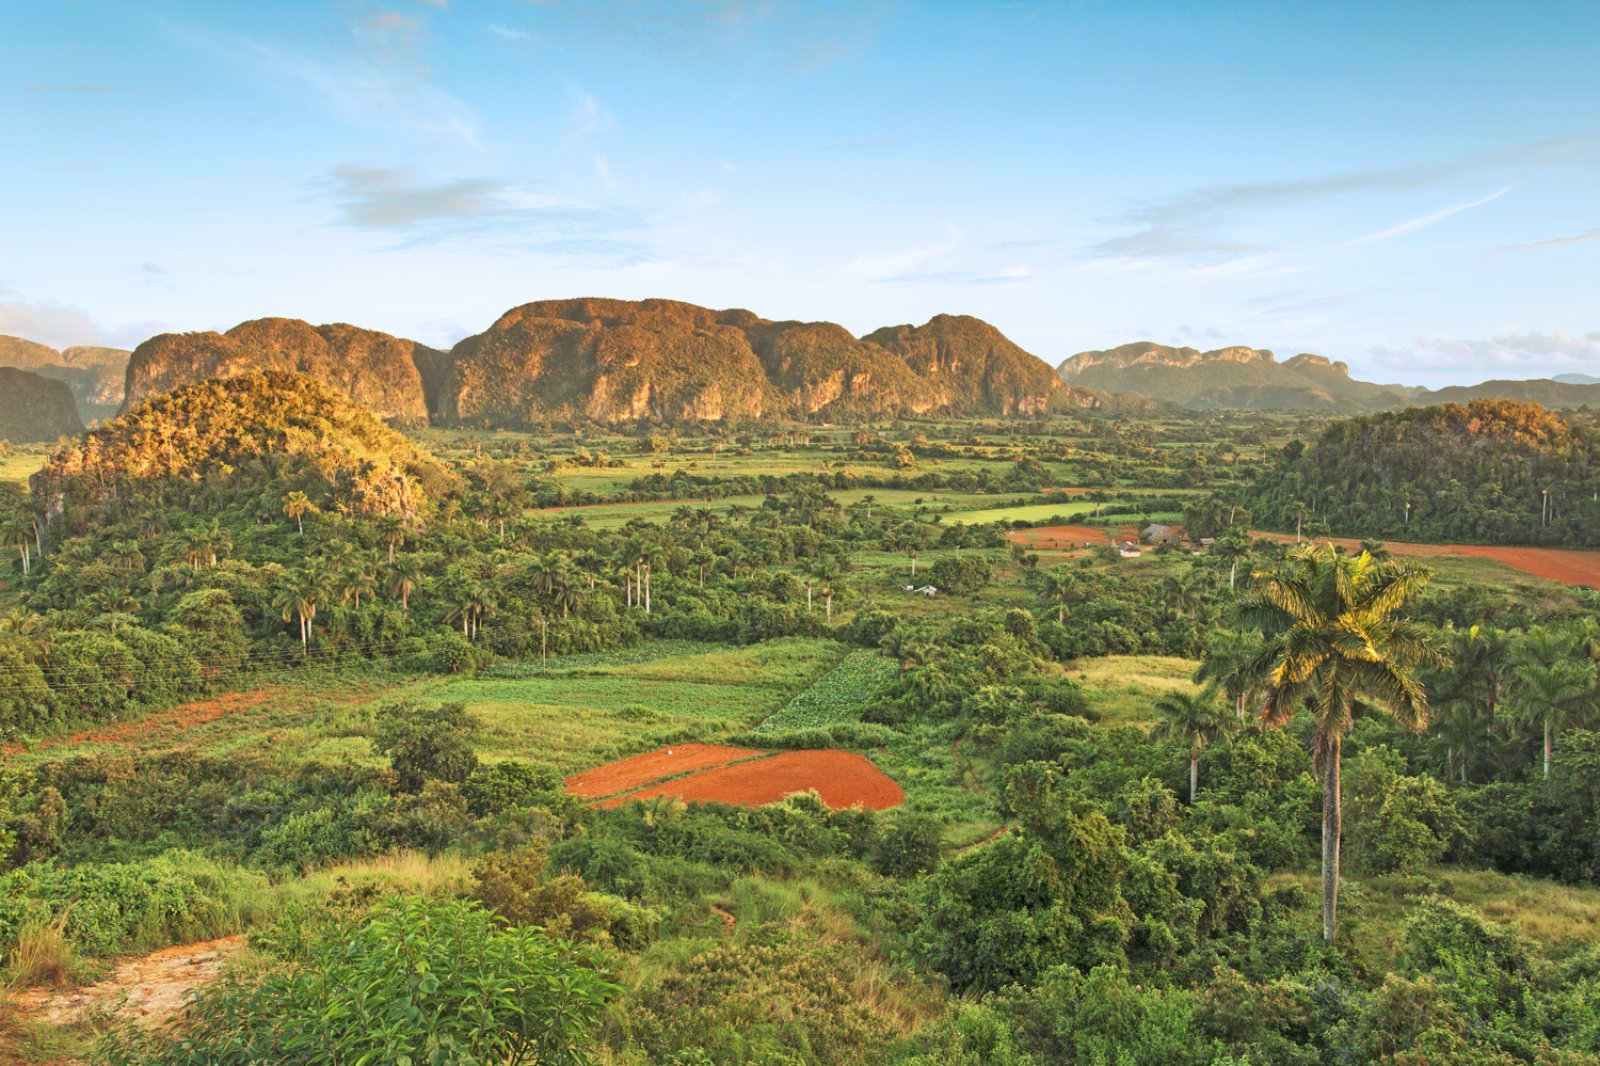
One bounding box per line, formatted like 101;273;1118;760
1491;225;1600;254
179;7;483;149
566;88;614;140
0;296;163;350
1369;330;1600;377
317;165;645;260
840;225;961;282
1091;127;1600;264
1341;187;1511;246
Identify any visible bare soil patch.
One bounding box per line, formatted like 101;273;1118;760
1007;524;1113;551
599;749;904;811
564;743;766;799
1;691;278;757
9;936;244;1030
1250;532;1600;591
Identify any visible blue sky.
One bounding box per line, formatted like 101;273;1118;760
3;0;1599;385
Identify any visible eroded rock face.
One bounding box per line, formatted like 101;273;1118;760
0;367;86;441
863;314;1061;416
121;318;438;422
437;299;1058;425
0;337;131;421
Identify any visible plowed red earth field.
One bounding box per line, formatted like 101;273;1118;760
564;743;765;798
1250;533;1600;591
1007;525;1114;550
581;748;903;810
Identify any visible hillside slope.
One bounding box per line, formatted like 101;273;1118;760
438;299;1067;425
121;319;439;422
0;335;130;420
0;367;86;441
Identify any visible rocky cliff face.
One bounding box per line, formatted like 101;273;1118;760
121;318;439;422
862;314;1061;416
436;299;1060;425
1058;341;1410;411
0;367;86;441
0;336;130;421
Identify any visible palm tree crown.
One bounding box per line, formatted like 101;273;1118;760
1241;544;1440;944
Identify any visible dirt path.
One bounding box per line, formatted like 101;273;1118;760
9;936;245;1030
1;691;278;758
1251;532;1600;590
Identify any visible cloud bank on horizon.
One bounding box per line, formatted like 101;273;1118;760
2;0;1598;386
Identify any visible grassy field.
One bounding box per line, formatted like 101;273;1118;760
1070;654;1202;729
0;445;49;485
1269;866;1600;974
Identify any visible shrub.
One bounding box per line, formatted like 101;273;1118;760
97;896;617;1066
371;701;479;793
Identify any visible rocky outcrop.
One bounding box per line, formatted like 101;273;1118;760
1058;342;1411;411
0;367;86;441
121;318;439;423
436;299;1061;425
0;336;131;421
862;314;1061;416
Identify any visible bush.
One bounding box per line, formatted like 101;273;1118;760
372;701;479;793
97;896;617;1066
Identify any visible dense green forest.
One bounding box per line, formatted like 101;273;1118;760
1;375;1598;1064
1250;399;1600;547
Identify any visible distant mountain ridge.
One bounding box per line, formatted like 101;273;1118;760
0;335;130;421
1059;341;1600;411
0;367;86;441
118;299;1099;426
1058;342;1415;411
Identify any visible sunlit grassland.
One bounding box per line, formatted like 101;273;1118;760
0;445;49;485
1070;654;1202;729
1266;866;1600;974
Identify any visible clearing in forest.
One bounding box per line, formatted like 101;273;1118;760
575;746;904;810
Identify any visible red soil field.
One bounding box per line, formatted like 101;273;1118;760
1007;524;1114;551
564;743;766;799
597;749;904;811
1251;532;1600;591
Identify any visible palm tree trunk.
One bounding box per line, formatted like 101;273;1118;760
1236;692;1246;723
1322;733;1342;944
1189;752;1198;803
1544;718;1552;778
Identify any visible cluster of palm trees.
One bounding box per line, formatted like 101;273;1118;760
1164;542;1600;945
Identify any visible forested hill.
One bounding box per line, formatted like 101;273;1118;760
34;370;452;536
0;367;86;441
1248;400;1600;548
119;299;1092;427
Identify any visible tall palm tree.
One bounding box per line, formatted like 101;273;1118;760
283;490;316;535
273;570;325;654
1037;570;1078;625
1195;629;1267;722
384;555;427;615
1242;544;1439;945
1510;656;1593;778
1152;685;1237;802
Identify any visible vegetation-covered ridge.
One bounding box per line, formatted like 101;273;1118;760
33;370;449;534
1249;399;1600;548
1058;341;1419;411
119;298;1092;429
0;334;129;422
0;367;84;442
122;317;442;423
